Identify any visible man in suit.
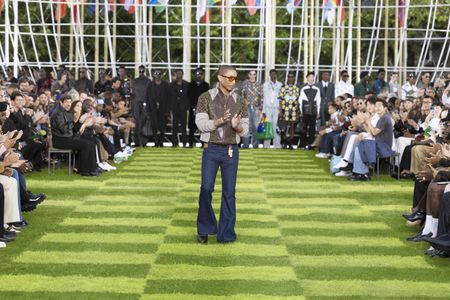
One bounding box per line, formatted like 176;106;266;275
131;65;151;147
315;71;335;126
146;69;170;147
169;69;190;147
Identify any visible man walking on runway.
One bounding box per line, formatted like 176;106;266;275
195;65;249;244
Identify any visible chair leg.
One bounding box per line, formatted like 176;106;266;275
48;151;51;175
68;152;72;176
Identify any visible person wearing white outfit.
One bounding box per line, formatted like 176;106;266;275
263;69;283;149
335;70;354;98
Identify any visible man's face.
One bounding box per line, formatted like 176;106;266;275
195;70;204;82
341;73;349;82
422;73;431;84
61;99;72;111
404;100;413;111
408;75;416;84
287;73;295;84
269;71;277;81
322;72;330;82
217;69;238;92
378;72;385;80
366;102;374;114
153;70;162;80
79;68;87;79
19;82;29;92
139;68;146;78
176;70;183;81
357;99;366;111
112;80;121;89
99;70;106;79
307;74;315;84
375;102;385;114
39;69;46;79
12;96;24;109
422;98;432;110
327;106;336;115
118;68;127;78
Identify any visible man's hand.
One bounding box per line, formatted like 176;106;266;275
231;114;241;129
3;151;20;167
2;167;13;177
416;169;433;182
213;109;231;127
425;152;442;166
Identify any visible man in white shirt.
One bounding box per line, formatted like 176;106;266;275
335;70;354;98
402;73;418;98
299;71;321;148
263;69;283;148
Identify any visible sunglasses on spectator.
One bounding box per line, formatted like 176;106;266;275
342;74;349;78
423;101;432;104
220;75;238;82
358;102;364;105
153;72;161;75
425;76;430;78
139;70;146;73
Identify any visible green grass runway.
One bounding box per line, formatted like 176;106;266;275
1;148;450;299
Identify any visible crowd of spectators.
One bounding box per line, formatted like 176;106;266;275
2;64;450;257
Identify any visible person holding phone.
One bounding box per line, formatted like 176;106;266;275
195;65;249;244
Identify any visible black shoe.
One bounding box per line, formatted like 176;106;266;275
21;201;37;212
340;163;353;172
403;210;426;222
0;234;15;243
348;173;370;181
288;144;294;150
406;232;432;242
197;234;208;244
10;220;28;229
428;248;450;258
28;194;45;204
0;230;16;239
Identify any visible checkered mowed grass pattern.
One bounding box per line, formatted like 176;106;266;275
1;148;450;299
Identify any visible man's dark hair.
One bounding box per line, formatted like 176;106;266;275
111;77;121;84
306;71;315;77
195;67;204;73
375;98;388;108
340;70;348;76
328;103;339;110
378;68;386;74
366;96;377;105
218;65;236;76
360;71;369;79
60;95;72;103
10;91;22;101
269;69;277;74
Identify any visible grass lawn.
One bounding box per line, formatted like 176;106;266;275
1;148;450;299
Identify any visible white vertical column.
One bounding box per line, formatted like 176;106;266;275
183;0;192;80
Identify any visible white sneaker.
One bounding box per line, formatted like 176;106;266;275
103;162;117;171
0;242;5;248
335;170;351;177
335;160;348;169
315;153;329;158
98;162;111;172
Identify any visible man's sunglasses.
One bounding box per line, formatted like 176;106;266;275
139;70;146;73
220;75;238;82
153;72;161;75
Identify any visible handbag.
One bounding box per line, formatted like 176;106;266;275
256;116;274;140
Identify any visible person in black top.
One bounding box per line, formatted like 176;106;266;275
74;67;94;94
169;69;190;147
9;92;46;171
131;65;151;147
50;95;98;176
188;68;210;147
146;69;170;147
94;69;111;96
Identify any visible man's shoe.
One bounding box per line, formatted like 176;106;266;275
197;234;208;244
348;173;370;181
0;234;15;243
21;201;37;212
403;210;426;222
429;249;449;258
406;232;432;242
10;220;28;229
340;163;353;172
0;230;16;239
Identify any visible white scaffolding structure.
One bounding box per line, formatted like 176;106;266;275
0;0;450;83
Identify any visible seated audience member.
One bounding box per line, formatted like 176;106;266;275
50;95;99;176
315;104;342;158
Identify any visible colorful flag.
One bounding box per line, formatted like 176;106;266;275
196;0;208;21
244;0;261;16
399;0;407;28
286;0;302;14
119;0;136;14
322;0;345;25
149;0;168;13
55;0;67;21
0;0;4;17
88;0;96;16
